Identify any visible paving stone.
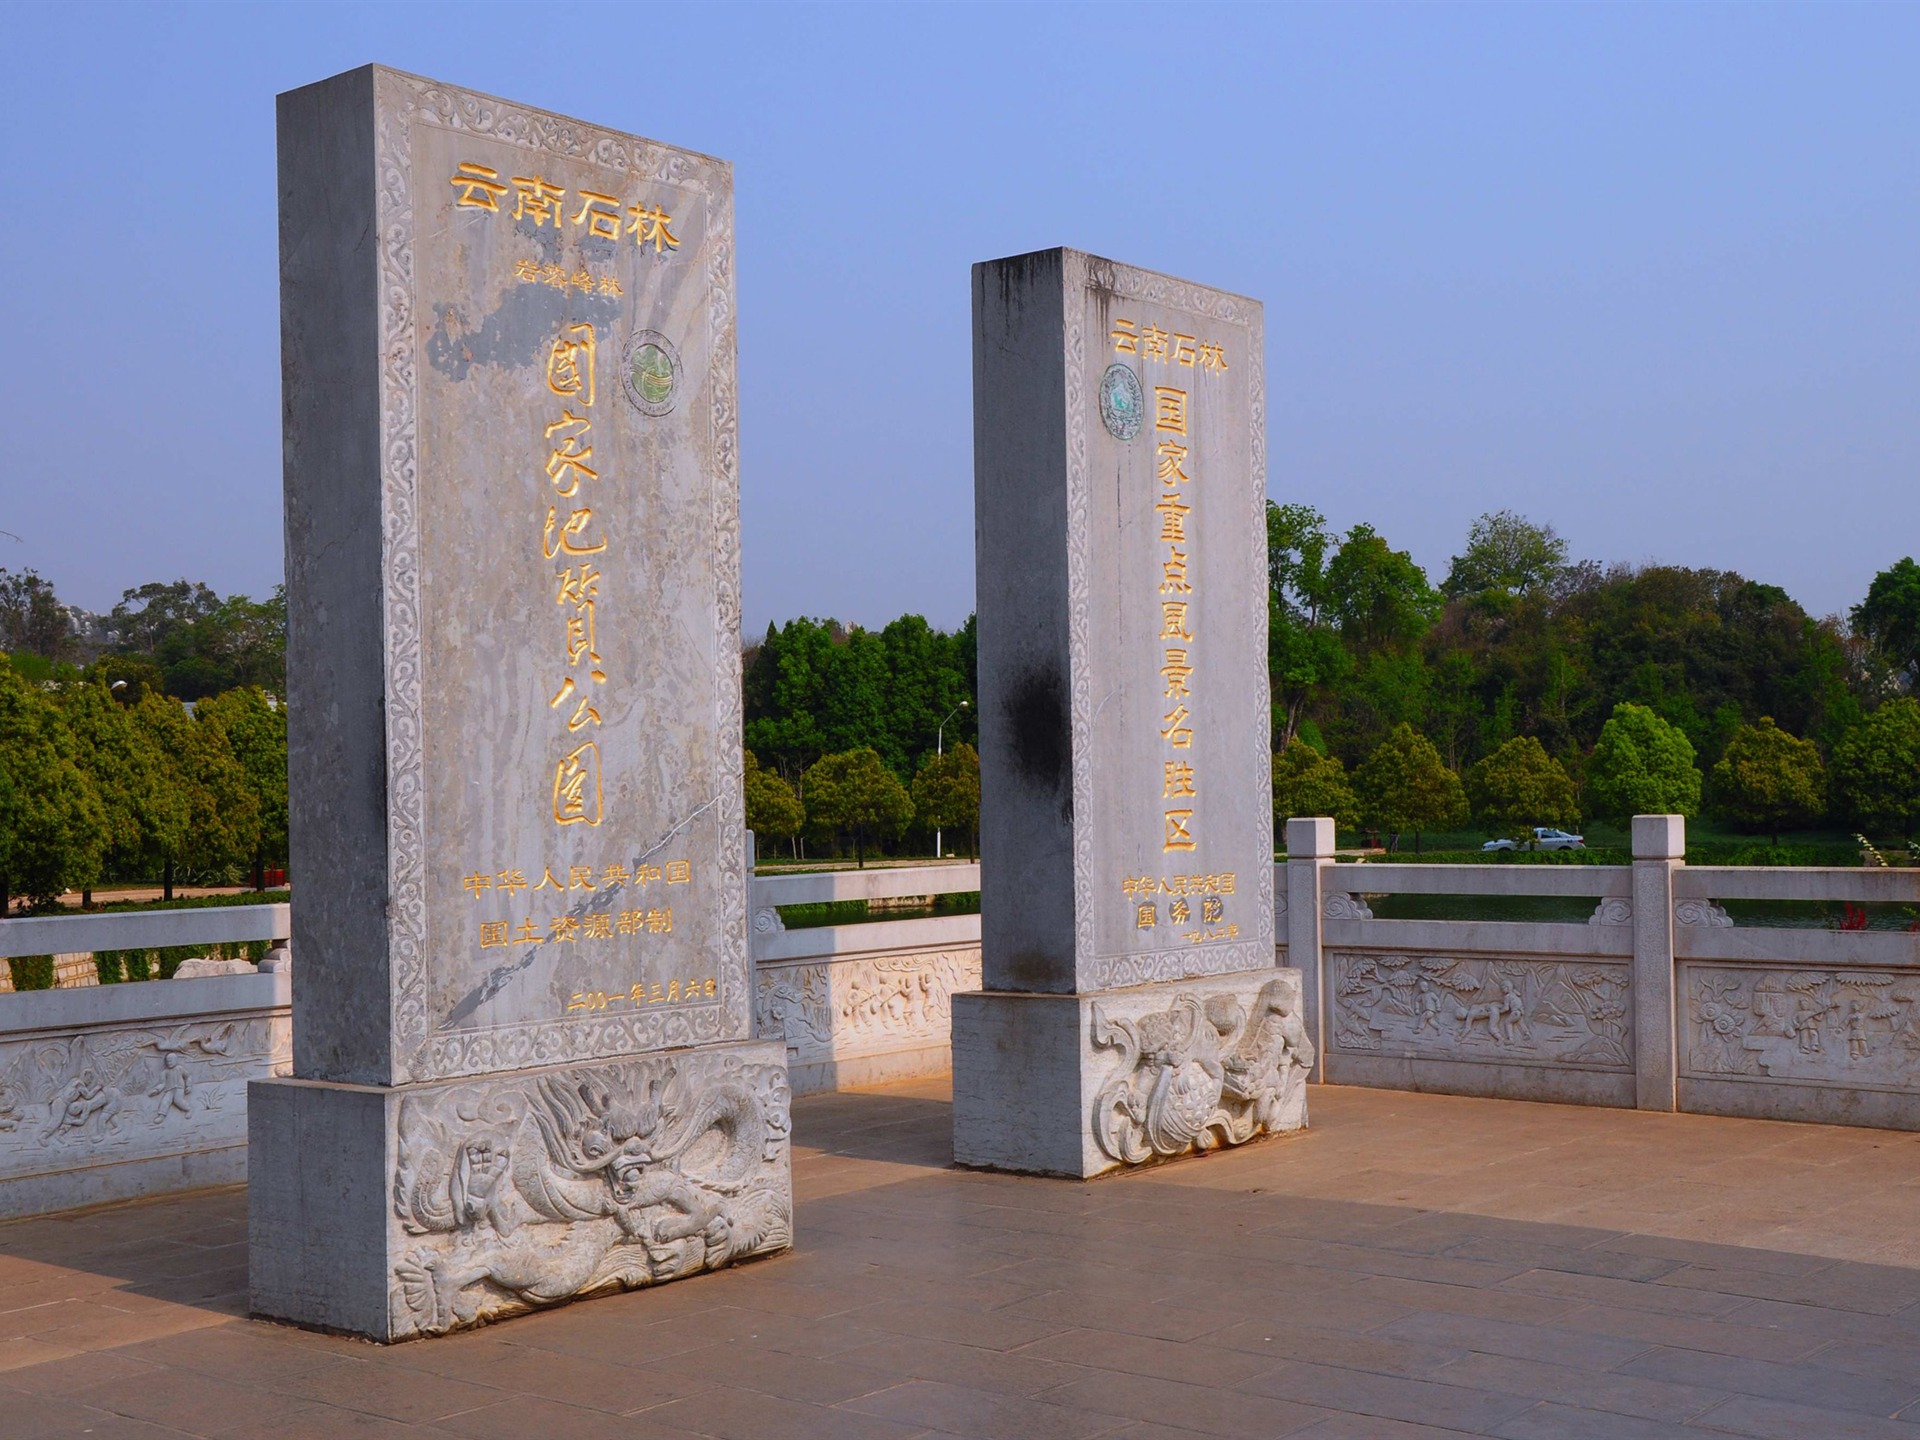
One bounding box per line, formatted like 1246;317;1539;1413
1617;1345;1920;1415
1428;1351;1725;1423
0;1080;1917;1439
1686;1393;1920;1439
1239;1358;1539;1432
841;1378;1129;1439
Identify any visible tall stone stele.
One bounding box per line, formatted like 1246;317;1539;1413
250;66;791;1341
953;249;1313;1177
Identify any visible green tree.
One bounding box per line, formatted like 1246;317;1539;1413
86;653;165;702
1852;558;1920;685
1465;736;1578;839
1443;511;1569;600
195;688;289;886
1266;502;1353;748
0;568;71;661
131;692;261;898
0;660;105;912
1830;698;1920;840
1271;743;1361;832
801;747;914;867
58;679;181;904
1324;525;1441;657
743;751;804;855
1354;724;1467;850
108;581;286;700
912;743;981;859
1584;702;1702;822
1709;717;1826;841
742;614;974;782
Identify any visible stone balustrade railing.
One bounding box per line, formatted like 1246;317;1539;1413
5;829;1916;1220
749;861;982;1095
1283;814;1920;1129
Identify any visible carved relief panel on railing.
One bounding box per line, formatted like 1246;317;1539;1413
1328;951;1632;1070
0;1018;290;1175
754;949;982;1065
1685;965;1920;1088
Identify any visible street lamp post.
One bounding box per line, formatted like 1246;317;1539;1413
935;700;969;860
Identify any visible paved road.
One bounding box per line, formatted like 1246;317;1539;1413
3;1081;1919;1438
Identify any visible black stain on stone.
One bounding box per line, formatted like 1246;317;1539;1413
426;283;623;383
1003;664;1071;821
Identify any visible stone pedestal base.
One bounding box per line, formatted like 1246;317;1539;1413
952;969;1313;1178
249;1038;791;1340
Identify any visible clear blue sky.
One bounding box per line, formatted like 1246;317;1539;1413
1;3;1914;632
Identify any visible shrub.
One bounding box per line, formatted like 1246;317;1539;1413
7;954;55;990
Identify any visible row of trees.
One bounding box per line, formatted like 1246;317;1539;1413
1268;507;1918;772
1273;700;1920;847
1265;506;1919;842
0;660;287;911
745;744;980;865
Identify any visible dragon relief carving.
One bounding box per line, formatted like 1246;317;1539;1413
1686;967;1920;1084
390;1053;791;1337
1330;953;1631;1069
1089;978;1314;1165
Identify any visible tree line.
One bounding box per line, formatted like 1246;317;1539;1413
1267;508;1920;846
6;516;1916;895
0;571;284;701
0;571;290;911
0;662;286;911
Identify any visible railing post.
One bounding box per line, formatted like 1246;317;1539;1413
1286;816;1336;1081
1632;814;1685;1111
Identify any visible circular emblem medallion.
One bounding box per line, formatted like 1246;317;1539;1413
622;330;681;417
1098;362;1143;441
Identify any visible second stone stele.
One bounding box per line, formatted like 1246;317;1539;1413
953;248;1310;1178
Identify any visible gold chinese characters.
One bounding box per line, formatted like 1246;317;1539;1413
1111;319;1228;374
1153;375;1198;856
450;163;681;253
479;906;676;949
513;257;623;297
568;977;717;1013
538;323;611;827
462;859;692;898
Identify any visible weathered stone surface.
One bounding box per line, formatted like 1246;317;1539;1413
250;1038;790;1340
279;66;747;1090
952;968;1312;1178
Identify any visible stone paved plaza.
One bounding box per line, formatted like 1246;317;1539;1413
4;1080;1920;1439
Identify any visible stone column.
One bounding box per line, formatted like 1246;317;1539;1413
1631;814;1685;1112
1286;817;1336;1081
952;249;1309;1178
249;66;790;1341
